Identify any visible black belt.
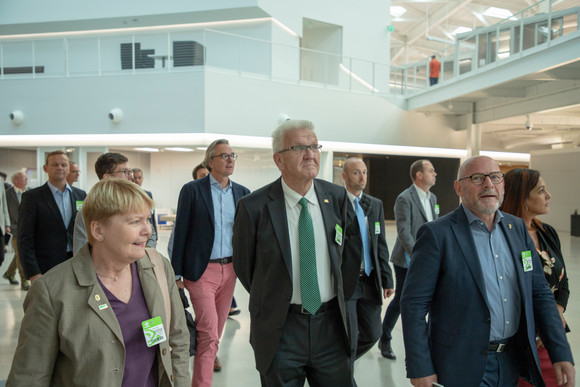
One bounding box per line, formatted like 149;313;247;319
209;256;232;265
289;297;338;316
489;338;511;353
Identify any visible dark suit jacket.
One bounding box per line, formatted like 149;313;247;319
6;185;28;235
342;193;394;301
401;206;573;387
233;178;352;373
18;183;86;277
171;175;249;281
391;184;438;268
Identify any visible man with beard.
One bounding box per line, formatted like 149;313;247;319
401;155;575;387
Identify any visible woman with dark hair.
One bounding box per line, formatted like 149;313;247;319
502;168;570;387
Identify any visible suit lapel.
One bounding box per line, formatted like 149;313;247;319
137;256;166;324
498;219;528;298
72;245;124;343
450;208;489;308
267;179;293;278
41;183;66;230
314;181;341;268
430;195;438;220
199;177;215;226
409;185;428;222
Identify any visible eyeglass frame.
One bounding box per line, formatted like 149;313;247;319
109;168;134;177
458;172;504;185
211;153;238;161
278;144;322;154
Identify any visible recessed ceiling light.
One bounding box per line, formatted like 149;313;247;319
483;7;517;20
134;147;159;152
453;26;472;35
196;147;208;151
390;6;407;18
165;147;193;152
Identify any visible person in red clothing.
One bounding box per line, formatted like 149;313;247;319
429;55;441;85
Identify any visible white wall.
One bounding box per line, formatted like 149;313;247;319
530;148;580;232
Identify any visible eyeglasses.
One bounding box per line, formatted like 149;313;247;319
111;169;133;177
278;144;322;153
458;172;504;185
212;153;238;161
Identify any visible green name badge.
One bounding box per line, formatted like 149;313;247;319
434;204;440;215
521;250;533;272
335;224;343;246
76;201;84;211
142;316;167;347
374;222;381;235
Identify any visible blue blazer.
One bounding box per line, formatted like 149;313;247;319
171;175;249;281
401;206;573;387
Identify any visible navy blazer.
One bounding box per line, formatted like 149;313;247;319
18;183;87;277
401;206;573;387
171;175;249;281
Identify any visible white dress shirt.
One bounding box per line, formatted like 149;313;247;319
413;184;433;222
281;178;335;304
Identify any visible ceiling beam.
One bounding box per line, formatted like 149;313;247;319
391;0;476;63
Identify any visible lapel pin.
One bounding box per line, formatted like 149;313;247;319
95;294;101;301
98;304;108;310
324;199;329;203
508;224;512;229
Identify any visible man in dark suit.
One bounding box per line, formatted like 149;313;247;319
172;139;250;387
3;171;30;290
379;159;438;359
341;158;394;374
401;155;575;387
233;120;353;386
19;150;86;282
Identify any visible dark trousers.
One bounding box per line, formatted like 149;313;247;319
346;274;382;361
260;298;352;387
380;264;407;343
480;343;519;387
429;77;439;85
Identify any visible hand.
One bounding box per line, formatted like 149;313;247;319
384;288;395;298
410;374;438;387
30;274;41;283
176;279;185;289
5;226;10;234
557;304;567;328
552;361;575;386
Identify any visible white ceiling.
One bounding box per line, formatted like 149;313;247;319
391;0;580;152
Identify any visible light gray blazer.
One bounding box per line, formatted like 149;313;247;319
8;244;191;387
0;186;9;235
390;184;438;268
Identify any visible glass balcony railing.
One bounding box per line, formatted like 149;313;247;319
0;0;578;98
396;1;580;96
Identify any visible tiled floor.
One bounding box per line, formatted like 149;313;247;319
1;222;579;386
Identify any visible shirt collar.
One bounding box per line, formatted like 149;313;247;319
346;190;363;206
461;203;503;228
13;186;25;194
281;178;318;209
47;180;72;194
209;173;231;191
413;183;430;200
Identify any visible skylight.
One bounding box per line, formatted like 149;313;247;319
390;6;407;18
453;26;473;35
483;7;517;20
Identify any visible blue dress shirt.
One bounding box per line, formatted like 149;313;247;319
462;204;521;341
209;174;235;259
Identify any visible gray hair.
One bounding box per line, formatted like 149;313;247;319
203;139;230;171
271;120;315;153
11;170;26;182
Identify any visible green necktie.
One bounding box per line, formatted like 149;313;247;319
298;197;321;314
